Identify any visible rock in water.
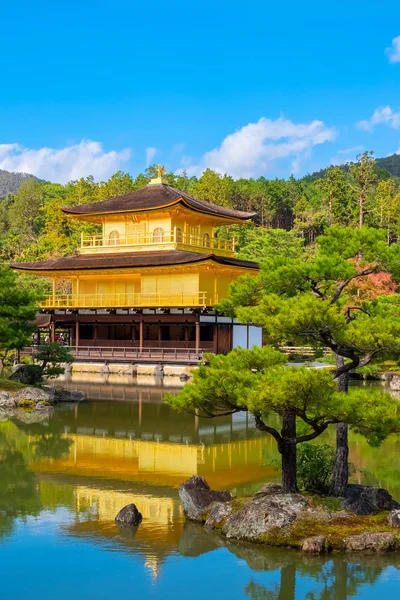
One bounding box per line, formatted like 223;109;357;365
223;493;308;541
115;504;142;526
301;535;332;554
345;532;398;553
389;374;400;391
0;392;16;408
204;501;233;530
388;510;400;528
54;388;86;403
179;476;232;522
343;484;400;515
15;387;53;405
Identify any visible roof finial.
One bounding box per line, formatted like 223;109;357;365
149;164;167;185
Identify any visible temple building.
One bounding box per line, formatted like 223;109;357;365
13;166;260;359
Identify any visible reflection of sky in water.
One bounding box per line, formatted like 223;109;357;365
0;375;400;598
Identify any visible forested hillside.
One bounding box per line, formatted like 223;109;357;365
1;150;400;264
0;169;38;197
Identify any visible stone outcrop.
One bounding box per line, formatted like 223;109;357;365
388;510;400;528
0;384;86;422
115;504;143;526
389;374;400;391
0;392;16;408
15;387;53;404
8;364;42;385
222;493;308;542
179;476;232;522
343;484;400;515
301;535;332;554
178;477;400;553
204;501;233;529
253;483;283;498
345;532;399;553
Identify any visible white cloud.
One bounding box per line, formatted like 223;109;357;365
145;147;157;165
182;117;336;179
330;145;364;165
357;106;400;131
386;35;400;63
0;139;131;183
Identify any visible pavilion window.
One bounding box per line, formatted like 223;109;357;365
109;230;120;245
153;227;164;243
203;233;210;248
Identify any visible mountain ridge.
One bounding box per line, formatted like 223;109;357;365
0;169;39;198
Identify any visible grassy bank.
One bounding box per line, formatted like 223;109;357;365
0;377;27;392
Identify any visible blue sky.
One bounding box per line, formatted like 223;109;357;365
1;0;400;182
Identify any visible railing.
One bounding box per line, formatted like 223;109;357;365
40;291;217;309
81;230;235;253
23;345;207;363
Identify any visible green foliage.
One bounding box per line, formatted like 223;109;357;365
222;227;400;373
35;343;74;378
0;265;40;359
167;347;399;449
296;443;336;492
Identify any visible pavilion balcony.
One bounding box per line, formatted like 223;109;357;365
80;230;235;256
40;291;218;309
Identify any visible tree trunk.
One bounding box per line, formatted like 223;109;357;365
330;354;350;497
278;564;296;600
359;194;364;229
280;411;298;493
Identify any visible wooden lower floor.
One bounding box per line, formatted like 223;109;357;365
35;311;262;359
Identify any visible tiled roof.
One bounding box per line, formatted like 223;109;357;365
61;183;255;221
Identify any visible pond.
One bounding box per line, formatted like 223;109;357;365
1;375;400;599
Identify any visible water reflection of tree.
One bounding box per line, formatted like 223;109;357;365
244;557;387;600
245;565;296;599
0;416;74;538
0;432;42;538
29;434;73;460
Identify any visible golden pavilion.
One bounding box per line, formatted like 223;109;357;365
13;166;259;358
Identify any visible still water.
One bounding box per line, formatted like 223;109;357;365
1;374;400;599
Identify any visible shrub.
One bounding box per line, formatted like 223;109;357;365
297;443;336;493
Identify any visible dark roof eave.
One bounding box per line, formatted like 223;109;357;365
11;251;259;273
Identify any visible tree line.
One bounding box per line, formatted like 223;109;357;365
2;151;400;262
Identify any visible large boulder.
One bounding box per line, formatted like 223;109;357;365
179;476;232;522
115;504;142;526
0;392;16;408
9;364;42;385
343;485;400;515
222;493;309;542
0;408;15;422
253;483;283;498
204;501;233;530
14;387;53;405
389;374;400;391
54;388;86;403
301;535;332;554
388;510;400;528
345;532;398;553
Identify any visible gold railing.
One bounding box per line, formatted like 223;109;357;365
81;230;234;252
40;291;217;309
